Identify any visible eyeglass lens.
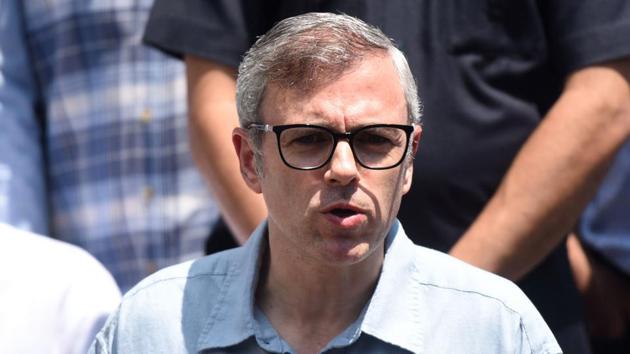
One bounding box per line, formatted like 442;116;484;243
278;126;409;169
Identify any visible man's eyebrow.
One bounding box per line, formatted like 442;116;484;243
293;122;405;134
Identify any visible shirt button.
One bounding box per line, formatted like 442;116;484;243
143;186;154;202
140;109;152;123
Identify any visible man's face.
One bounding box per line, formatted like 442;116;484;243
235;53;420;267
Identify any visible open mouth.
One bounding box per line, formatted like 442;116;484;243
330;208;358;218
323;205;366;228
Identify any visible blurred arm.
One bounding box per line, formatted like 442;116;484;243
186;55;267;244
450;59;630;280
0;0;48;233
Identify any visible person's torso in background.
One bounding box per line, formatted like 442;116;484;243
21;0;219;292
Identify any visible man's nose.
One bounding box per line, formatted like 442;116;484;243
324;140;359;185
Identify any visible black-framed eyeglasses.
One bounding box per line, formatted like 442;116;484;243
248;123;414;170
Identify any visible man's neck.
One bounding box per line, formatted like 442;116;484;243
255;235;384;354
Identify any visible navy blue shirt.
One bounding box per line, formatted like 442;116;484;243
579;142;630;275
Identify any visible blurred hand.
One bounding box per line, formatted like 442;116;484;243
567;233;630;338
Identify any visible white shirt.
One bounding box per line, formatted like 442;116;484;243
0;223;121;354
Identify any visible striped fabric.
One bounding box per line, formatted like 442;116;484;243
7;0;219;292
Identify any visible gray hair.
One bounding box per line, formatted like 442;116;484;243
236;12;422;129
236;12;422;174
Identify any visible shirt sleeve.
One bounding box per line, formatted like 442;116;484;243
578;142;630;274
541;0;630;76
515;290;564;354
142;0;348;67
143;0;257;68
0;0;48;234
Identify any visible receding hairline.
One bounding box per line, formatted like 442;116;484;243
236;12;422;132
259;26;391;93
267;47;391;94
258;51;408;123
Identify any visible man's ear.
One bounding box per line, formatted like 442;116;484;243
411;124;422;156
402;125;422;194
233;128;263;193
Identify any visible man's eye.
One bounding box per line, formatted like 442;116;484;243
292;132;328;145
357;133;393;146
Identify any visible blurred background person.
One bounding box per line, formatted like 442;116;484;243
0;0;220;292
144;1;630;352
568;141;630;354
0;222;121;354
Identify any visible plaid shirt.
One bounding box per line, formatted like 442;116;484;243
0;0;219;292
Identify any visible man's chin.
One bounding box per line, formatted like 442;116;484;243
320;240;375;265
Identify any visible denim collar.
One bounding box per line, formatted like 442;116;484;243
195;219;421;353
362;221;424;352
195;221;268;351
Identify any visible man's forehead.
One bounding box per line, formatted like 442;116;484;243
263;47;390;93
259;55;407;127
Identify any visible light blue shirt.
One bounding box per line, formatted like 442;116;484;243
91;220;561;353
579;141;630;274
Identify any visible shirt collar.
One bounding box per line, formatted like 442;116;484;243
195;219;422;353
361;220;424;353
195;221;268;352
